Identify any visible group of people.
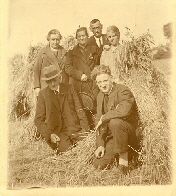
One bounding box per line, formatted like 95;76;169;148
34;19;139;174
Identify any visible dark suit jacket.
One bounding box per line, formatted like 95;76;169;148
87;34;109;65
34;45;68;89
34;83;89;143
96;83;138;147
65;44;99;97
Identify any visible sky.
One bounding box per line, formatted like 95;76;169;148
6;0;175;57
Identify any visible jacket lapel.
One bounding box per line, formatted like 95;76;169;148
107;85;117;110
43;45;65;69
58;85;66;111
98;92;104;115
47;87;60;110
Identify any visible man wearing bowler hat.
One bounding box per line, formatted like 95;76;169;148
34;64;89;152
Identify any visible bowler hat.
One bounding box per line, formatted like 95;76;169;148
42;65;61;81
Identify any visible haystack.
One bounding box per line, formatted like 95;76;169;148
8;32;171;185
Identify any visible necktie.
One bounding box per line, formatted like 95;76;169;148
99;38;102;47
103;94;109;114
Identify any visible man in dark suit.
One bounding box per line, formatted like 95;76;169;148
88;19;109;65
34;29;68;97
34;64;89;152
91;65;138;174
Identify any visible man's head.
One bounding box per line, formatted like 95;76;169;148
91;65;113;94
76;27;88;47
106;26;120;46
47;29;62;49
90;19;103;38
42;65;62;91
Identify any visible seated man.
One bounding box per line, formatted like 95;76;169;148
91;65;138;173
34;65;89;152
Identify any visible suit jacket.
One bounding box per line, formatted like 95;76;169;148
65;44;99;96
96;83;138;147
87;34;109;65
34;83;89;142
34;45;69;89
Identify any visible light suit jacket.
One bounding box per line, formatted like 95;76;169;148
34;45;68;89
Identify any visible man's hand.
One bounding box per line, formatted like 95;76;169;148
95;115;103;131
81;74;88;82
94;146;105;159
50;133;60;143
34;88;41;97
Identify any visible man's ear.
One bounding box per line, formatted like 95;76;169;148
89;26;93;32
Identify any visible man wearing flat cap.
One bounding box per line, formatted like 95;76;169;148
34;64;89;152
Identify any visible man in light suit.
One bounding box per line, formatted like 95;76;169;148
91;65;138;174
34;64;89;152
88;19;109;65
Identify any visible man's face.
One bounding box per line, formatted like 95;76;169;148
48;34;61;49
107;31;119;46
96;73;113;94
46;75;61;91
90;21;103;38
77;30;88;47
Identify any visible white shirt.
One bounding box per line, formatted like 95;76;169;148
94;36;103;47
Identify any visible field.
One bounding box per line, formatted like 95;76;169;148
7;35;172;189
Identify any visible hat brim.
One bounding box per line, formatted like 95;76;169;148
41;72;61;81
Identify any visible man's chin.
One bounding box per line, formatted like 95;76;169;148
95;33;101;38
101;89;108;93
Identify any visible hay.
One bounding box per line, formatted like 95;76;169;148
8;31;171;185
59;32;171;184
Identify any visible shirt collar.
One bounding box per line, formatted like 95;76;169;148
54;86;60;94
94;36;103;47
50;45;60;52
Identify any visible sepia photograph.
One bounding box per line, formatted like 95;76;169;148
0;0;176;195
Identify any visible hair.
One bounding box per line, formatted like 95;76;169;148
46;29;62;41
90;19;100;25
91;65;111;80
106;25;120;39
76;27;88;39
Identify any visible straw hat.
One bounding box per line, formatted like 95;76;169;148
42;65;61;81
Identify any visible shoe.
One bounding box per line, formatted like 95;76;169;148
118;164;129;175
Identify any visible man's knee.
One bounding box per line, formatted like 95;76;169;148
108;119;125;130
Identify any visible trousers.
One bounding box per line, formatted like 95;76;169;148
93;118;137;169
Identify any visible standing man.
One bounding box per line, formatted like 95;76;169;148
88;19;109;65
34;65;89;152
91;65;138;174
65;27;99;127
34;29;68;97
